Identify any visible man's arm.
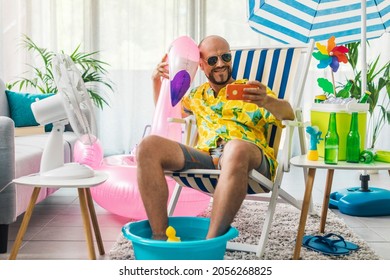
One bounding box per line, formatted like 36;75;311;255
261;96;295;120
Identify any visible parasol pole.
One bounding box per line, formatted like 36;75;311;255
361;0;367;95
361;0;369;176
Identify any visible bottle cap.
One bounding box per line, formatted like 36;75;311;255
314;94;327;103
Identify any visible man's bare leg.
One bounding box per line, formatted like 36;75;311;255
206;140;262;238
136;135;185;239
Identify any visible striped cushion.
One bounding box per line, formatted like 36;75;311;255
167;169;273;194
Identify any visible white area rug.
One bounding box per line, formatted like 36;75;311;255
109;200;381;260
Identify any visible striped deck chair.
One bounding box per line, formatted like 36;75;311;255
165;41;314;258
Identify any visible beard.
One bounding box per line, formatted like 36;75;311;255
206;66;232;85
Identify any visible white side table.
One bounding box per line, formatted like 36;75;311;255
290;155;390;260
8;171;108;260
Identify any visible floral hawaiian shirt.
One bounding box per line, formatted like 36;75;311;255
181;79;283;180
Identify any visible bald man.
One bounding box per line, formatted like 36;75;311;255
137;35;294;240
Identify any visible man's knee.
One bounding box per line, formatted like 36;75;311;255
137;135;161;160
222;140;261;170
137;135;184;170
224;140;252;160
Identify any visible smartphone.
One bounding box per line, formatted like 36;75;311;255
226;84;258;100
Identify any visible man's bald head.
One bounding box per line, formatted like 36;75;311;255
199;35;230;56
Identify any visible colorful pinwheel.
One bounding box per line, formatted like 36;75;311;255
312;36;349;72
312;36;350;99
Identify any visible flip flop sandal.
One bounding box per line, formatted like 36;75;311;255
302;235;350;256
322;233;359;251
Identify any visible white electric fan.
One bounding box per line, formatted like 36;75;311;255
31;53;97;179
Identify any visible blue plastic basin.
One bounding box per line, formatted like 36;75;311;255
122;217;239;260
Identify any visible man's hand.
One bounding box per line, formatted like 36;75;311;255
243;80;295;120
242;80;269;107
152;53;169;82
152;54;169;104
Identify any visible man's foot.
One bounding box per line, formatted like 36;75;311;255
152;233;167;240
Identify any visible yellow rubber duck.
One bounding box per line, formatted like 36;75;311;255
166;226;181;242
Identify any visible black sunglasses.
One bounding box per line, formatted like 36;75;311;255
203;53;232;66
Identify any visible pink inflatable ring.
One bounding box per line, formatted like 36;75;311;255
91;154;210;220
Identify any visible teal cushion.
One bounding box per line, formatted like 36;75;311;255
5;90;55;130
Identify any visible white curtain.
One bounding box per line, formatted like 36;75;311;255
1;0;389;155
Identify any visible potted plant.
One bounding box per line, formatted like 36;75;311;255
6;34;113;109
345;41;390;149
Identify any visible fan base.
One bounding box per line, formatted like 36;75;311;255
40;163;94;180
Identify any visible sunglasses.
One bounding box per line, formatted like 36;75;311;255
203;53;232;66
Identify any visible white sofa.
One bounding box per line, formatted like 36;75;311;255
0;78;78;253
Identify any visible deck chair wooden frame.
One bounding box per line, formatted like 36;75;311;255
165;40;315;258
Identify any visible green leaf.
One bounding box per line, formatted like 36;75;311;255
317;78;334;94
386;110;390;125
345;42;359;70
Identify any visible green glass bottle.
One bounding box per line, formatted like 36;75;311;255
359;90;371;103
337;79;354;98
346;112;360;163
324;112;339;164
360;149;374;163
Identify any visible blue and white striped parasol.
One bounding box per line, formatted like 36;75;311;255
247;0;390;45
247;0;390;96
